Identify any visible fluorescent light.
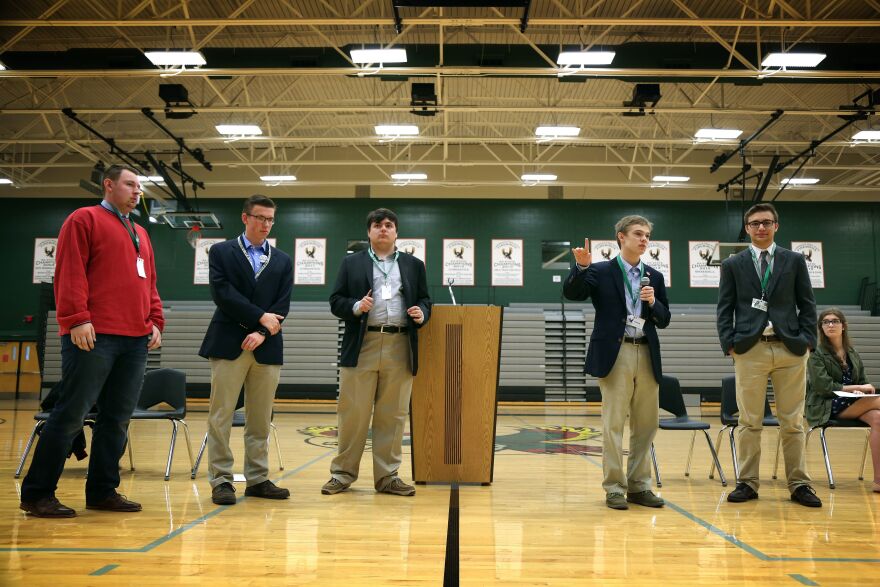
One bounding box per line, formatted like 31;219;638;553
557;51;615;66
535;126;580;137
350;48;407;64
852;130;880;141
694;128;743;140
521;173;557;182
148;216;159;223
761;52;826;68
391;173;427;181
145;51;206;67
652;175;690;182
781;178;820;185
138;175;164;183
260;175;297;182
375;125;419;136
0;178;13;185
0;61;6;71
216;124;263;136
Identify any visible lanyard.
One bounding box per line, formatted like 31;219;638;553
750;249;773;294
368;247;398;280
105;202;140;255
616;256;644;307
238;235;271;277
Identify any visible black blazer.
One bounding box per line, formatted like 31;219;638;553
716;245;816;356
329;250;431;376
198;237;292;365
563;260;671;383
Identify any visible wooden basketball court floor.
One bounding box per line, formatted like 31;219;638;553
0;400;877;586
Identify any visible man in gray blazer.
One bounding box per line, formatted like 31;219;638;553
716;202;821;507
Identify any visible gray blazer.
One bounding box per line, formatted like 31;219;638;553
716;245;817;356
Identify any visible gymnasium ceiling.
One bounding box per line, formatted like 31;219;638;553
1;0;879;204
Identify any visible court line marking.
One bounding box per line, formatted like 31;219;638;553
788;574;820;585
88;564;119;576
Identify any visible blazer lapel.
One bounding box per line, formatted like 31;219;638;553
738;249;762;295
612;259;626;304
765;247;788;297
232;237;257;283
361;250;374;292
398;254;412;302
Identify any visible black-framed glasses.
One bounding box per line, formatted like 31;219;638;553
821;319;842;326
247;214;275;225
746;220;776;229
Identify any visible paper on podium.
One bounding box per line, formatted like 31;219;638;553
833;391;877;398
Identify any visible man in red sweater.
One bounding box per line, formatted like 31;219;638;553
20;164;164;518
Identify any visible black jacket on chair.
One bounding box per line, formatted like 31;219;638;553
198;237;292;365
329;250;431;376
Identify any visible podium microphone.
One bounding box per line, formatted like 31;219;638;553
447;278;457;306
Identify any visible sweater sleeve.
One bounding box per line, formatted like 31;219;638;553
54;212;92;331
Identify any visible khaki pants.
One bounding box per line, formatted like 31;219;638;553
207;351;281;489
598;342;659;495
331;331;412;490
733;340;810;491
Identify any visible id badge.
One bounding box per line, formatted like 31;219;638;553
626;315;646;329
381;284;393;300
136;257;147;279
751;298;768;312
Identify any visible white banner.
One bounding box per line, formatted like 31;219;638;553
267;238;277;249
491;239;523;287
641;240;671;287
33;237;58;284
791;241;825;289
294;238;327;285
193;238;225;284
689;240;720;288
443;238;475;286
396;238;426;264
590;239;619;262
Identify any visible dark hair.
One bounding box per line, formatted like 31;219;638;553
817;307;851;362
614;214;653;245
744;202;778;225
366;208;398;231
102;164;140;184
243;194;276;214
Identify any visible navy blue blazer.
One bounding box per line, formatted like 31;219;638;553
198;237;292;365
563;259;671;383
329;250;431;376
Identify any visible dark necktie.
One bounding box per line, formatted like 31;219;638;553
759;250;769;279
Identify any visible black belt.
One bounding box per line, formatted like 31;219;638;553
367;325;408;334
760;334;781;342
622;336;647;345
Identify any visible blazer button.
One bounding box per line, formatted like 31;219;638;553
617;338;622;343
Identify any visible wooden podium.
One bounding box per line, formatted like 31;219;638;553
410;305;502;484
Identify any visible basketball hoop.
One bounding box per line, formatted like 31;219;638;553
186;225;201;249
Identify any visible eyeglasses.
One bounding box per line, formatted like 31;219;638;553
247;214;275;225
746;220;776;229
821;319;842;326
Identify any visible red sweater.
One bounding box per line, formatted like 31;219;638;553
54;205;164;336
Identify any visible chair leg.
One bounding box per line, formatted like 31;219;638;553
164;420;179;481
14;421;44;479
859;429;870;481
819;427;835;489
191;433;208;479
270;422;284;471
684;431;696;477
702;429;727;487
650;443;662;488
771;430;781;480
709;426;728;480
728;426;740;483
179;420;195;470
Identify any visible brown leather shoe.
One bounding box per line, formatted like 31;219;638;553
86;492;142;512
20;496;76;518
244;480;290;500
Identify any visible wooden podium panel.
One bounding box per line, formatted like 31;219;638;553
411;305;501;484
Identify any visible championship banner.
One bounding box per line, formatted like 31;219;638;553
443;238;475;286
267;238;277;248
688;240;720;288
294;238;327;285
491;239;524;287
193;238;225;284
590;240;619;262
33;237;58;284
791;241;825;289
396;238;426;264
641;240;671;287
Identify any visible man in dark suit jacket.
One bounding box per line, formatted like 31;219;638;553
564;215;670;510
322;208;431;497
717;202;821;507
199;195;292;506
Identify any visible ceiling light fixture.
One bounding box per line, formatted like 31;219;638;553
0;178;13;185
535;126;580;140
761;52;826;68
852;130;880;142
145;51;206;67
781;178;820;185
375;125;419;141
138;175;164;183
652;175;690;182
350;48;408;64
521;173;557;186
556;51;616;66
391;173;427;181
694;128;743;141
0;60;6;71
260;175;297;183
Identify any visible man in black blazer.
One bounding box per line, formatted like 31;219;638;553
717;202;820;507
564;215;670;510
199;195;292;505
322;208;431;497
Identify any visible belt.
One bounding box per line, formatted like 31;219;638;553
760;334;781;342
367;325;408;334
622;336;647;345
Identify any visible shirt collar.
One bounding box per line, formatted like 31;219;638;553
620;256;641;273
750;242;776;257
100;199;128;218
241;233;267;253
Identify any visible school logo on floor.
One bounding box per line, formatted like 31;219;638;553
300;425;602;455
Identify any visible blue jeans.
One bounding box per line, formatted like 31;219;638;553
21;334;149;503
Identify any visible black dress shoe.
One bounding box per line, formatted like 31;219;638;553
212;482;237;505
727;483;759;502
244;480;290;500
86;492;142;512
791;485;822;508
20;496;76;518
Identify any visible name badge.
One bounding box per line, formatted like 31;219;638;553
136;257;147;279
626;315;646;329
751;298;768;312
381;284;393;300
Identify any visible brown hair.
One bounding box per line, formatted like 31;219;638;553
243;194;276;214
102;164;140;184
817;307;851;363
366;208;398;230
744;202;778;225
614;215;652;245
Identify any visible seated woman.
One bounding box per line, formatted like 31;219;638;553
806;308;878;492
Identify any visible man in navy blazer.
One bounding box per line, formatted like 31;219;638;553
564;215;670;510
322;208;431;497
717;202;821;507
199;195;292;505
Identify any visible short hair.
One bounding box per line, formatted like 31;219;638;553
243;194;276;214
366;208;398;230
614;215;653;245
817;308;852;360
102;164;139;184
744;202;778;225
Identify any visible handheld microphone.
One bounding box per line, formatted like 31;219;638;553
640;276;650;289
